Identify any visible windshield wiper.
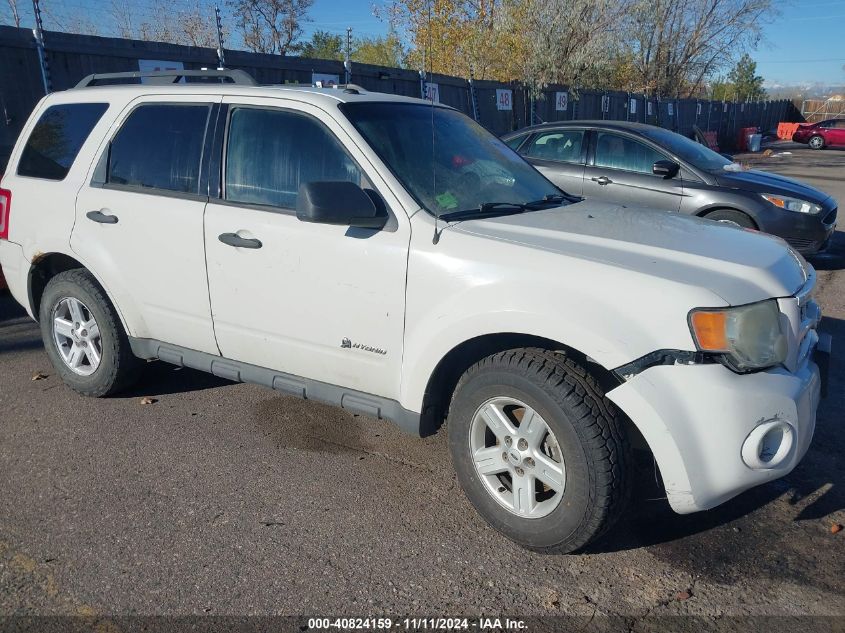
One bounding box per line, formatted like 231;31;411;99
524;193;577;208
439;201;527;223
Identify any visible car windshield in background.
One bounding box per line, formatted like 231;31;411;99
340;102;562;218
640;127;732;172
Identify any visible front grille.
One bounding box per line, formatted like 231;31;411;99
823;207;837;226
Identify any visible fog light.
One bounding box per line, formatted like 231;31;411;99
741;420;795;470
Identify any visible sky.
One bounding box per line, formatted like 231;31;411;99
753;0;845;86
3;0;843;88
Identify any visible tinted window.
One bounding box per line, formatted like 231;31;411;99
594;132;666;174
225;107;361;209
108;104;209;193
639;126;730;171
831;120;845;129
342;103;560;217
504;134;528;150
18;103;108;180
524;130;584;163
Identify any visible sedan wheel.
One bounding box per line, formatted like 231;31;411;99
808;136;825;150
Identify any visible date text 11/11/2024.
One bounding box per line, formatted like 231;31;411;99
307;617;528;630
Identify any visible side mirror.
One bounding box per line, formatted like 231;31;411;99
296;181;387;229
652;159;680;179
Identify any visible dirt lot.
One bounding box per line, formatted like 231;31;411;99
0;144;843;631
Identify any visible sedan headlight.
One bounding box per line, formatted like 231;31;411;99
688;300;787;372
761;193;822;215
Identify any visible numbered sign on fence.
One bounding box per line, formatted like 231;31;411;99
629;98;637;114
667;102;674;116
496;89;513;111
312;72;340;87
647;101;653;116
741;103;745;112
424;82;440;103
139;59;184;83
555;91;568;112
723;102;729;112
696;103;702;115
601;95;609;113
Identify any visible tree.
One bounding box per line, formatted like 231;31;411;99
380;0;507;80
623;0;776;97
352;32;405;68
229;0;314;55
727;53;766;100
107;0;221;47
497;0;626;93
300;30;344;60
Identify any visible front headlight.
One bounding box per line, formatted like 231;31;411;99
688;300;787;372
761;193;822;215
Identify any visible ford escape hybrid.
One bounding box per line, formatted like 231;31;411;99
0;70;831;552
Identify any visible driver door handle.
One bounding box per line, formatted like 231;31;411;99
218;232;262;249
591;176;612;185
86;210;119;224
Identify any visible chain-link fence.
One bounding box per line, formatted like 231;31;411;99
0;24;800;169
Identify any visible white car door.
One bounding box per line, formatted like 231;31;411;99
203;97;411;399
71;95;220;355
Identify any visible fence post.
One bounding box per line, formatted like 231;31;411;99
214;4;226;69
32;0;51;94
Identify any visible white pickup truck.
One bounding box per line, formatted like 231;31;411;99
0;70;830;552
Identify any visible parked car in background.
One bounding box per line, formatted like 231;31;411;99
792;119;845;149
503;121;838;254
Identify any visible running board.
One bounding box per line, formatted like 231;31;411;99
128;337;423;436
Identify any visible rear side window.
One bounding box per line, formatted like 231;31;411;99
17;103;108;180
594;132;666;174
224;107;361;209
524;130;585;163
108;104;209;194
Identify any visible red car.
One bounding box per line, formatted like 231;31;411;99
792;119;845;149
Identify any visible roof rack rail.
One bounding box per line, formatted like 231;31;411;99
75;69;258;88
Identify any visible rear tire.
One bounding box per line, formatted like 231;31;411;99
39;269;141;397
447;348;631;553
808;135;825;150
704;208;756;229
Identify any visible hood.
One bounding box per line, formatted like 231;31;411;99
451;201;808;305
714;168;832;205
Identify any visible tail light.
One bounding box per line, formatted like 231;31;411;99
0;179;10;240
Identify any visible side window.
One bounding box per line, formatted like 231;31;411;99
224;107;362;209
504;134;528;151
17;103;108;180
107;104;209;194
594;132;665;174
832;120;845;129
524;130;585;163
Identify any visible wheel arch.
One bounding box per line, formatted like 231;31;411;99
695;205;760;229
416;332;624;435
27;252;131;334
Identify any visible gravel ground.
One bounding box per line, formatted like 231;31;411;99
0;144;843;630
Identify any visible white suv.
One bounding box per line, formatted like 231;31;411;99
0;70;830;552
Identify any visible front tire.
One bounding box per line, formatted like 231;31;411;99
447;349;631;553
39;269;141;397
704;208;756;229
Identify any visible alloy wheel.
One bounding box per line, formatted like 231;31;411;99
51;297;102;376
469;397;565;519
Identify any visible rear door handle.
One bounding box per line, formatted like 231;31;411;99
591;176;612;185
86;210;119;224
218;232;262;249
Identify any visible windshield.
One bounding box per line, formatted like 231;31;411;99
640;126;732;172
340;102;562;218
